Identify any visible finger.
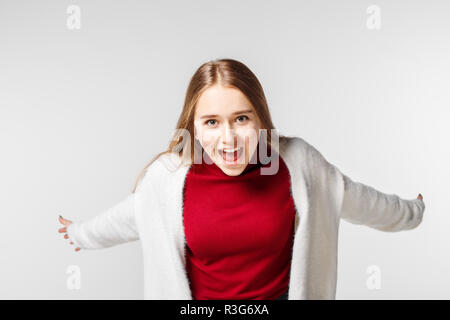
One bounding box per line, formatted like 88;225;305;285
59;215;72;226
64;234;69;239
58;227;67;233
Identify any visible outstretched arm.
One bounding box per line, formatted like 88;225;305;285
340;173;425;232
298;136;425;232
63;193;139;250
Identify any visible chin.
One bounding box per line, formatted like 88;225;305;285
220;166;245;176
216;160;247;175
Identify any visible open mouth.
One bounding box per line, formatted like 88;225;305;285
218;147;244;165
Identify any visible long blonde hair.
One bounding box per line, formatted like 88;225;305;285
132;58;279;193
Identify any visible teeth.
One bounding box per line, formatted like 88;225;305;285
222;147;240;153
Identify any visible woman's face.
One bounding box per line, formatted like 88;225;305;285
193;85;262;176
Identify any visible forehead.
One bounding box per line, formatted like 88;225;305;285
195;85;253;117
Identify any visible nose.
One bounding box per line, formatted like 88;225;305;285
220;122;238;148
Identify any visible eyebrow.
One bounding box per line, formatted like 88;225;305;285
200;109;253;119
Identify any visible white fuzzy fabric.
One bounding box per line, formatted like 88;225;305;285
67;135;425;299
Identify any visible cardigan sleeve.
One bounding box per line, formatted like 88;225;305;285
301;136;426;232
66;193;139;249
339;173;425;232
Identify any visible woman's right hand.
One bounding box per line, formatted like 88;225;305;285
58;215;81;252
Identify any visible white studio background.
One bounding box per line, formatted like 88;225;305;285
0;0;448;299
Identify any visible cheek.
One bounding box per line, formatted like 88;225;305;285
196;129;220;150
235;127;260;147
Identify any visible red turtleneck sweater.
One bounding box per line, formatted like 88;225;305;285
183;148;296;300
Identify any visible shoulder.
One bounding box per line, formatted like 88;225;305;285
133;152;184;192
279;135;341;182
279;135;325;161
280;135;344;189
139;152;190;185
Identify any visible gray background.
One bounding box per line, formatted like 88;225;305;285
0;0;448;299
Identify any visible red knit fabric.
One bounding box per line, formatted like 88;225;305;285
183;146;296;300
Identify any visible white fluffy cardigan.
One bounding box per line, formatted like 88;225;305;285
67;135;425;299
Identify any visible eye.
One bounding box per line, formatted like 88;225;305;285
237;115;249;123
205;119;217;127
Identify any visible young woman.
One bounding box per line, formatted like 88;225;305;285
58;58;425;300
